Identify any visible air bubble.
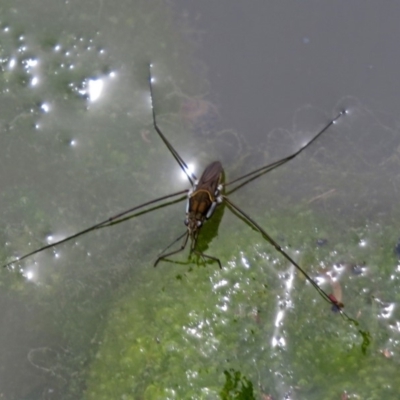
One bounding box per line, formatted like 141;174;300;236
8;58;16;69
25;58;38;68
40;103;50;113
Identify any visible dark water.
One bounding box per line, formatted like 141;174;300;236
0;1;400;399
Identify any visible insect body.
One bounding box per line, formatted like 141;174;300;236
186;161;223;232
3;64;350;314
155;161;224;268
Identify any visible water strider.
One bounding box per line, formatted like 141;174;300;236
3;64;351;314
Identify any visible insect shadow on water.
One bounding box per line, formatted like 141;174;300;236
3;64;360;324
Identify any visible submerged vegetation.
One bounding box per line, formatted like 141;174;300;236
220;369;256;400
81;206;400;400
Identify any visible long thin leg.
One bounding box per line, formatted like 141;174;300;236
224;110;346;194
97;194;187;230
155;230;187;257
223;196;351;314
3;189;188;269
193;250;222;269
190;231;222;269
154;232;190;267
154;231;222;269
148;64;197;185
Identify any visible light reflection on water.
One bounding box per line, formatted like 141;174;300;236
271;265;294;349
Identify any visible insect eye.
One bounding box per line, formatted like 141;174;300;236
184;219;189;226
